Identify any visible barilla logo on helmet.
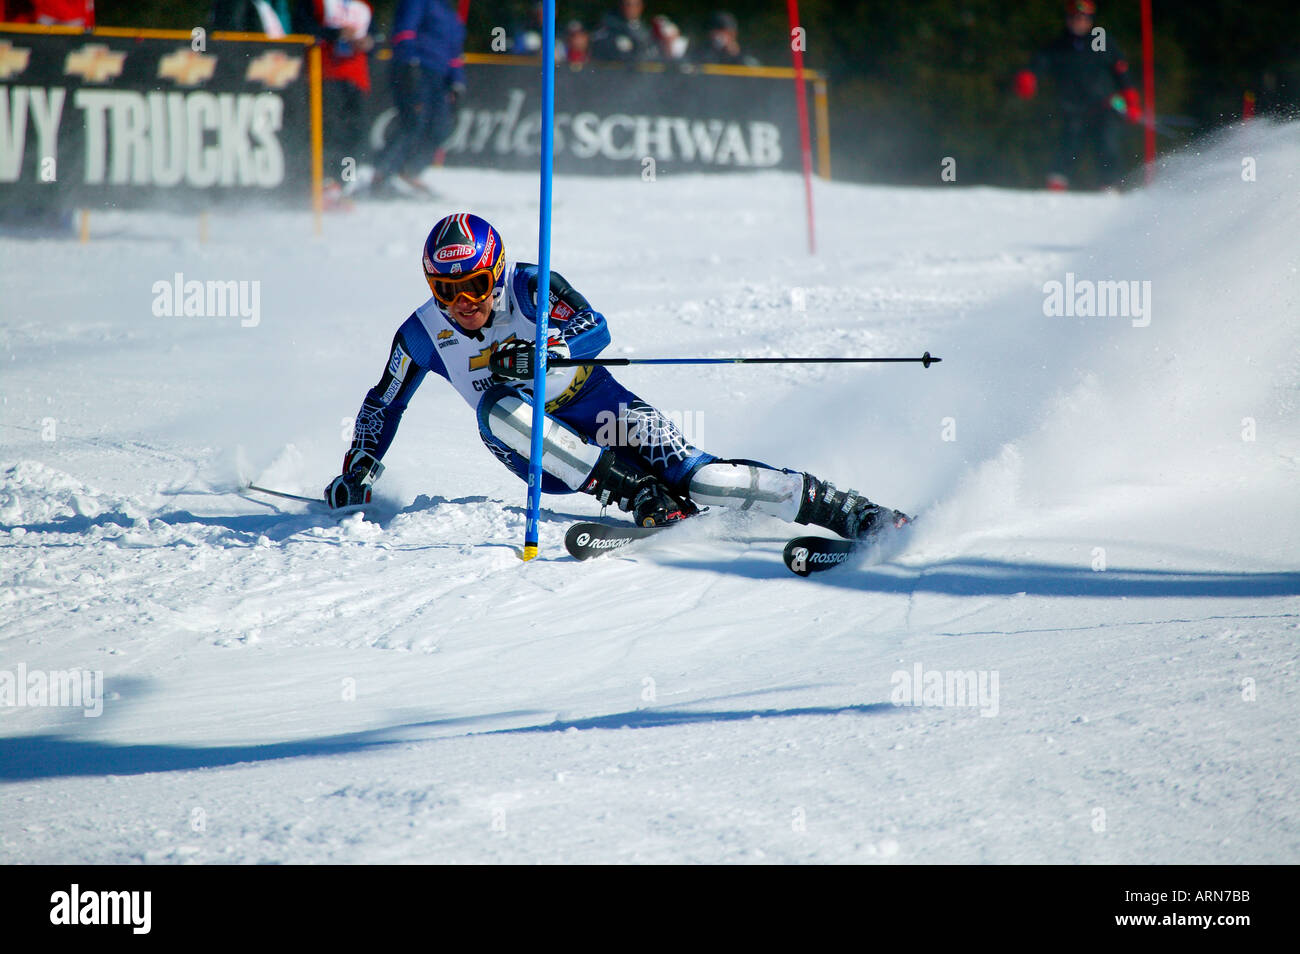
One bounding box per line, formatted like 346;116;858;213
435;244;476;262
473;231;498;271
429;213;479;266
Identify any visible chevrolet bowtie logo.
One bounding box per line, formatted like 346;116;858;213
246;50;301;89
0;40;31;80
64;43;126;83
158;48;217;86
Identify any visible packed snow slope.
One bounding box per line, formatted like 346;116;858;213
1;122;1297;864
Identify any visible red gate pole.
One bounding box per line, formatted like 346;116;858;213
786;0;816;254
1140;0;1156;183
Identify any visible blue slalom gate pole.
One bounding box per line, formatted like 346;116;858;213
522;0;556;561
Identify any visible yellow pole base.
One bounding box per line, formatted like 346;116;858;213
518;544;540;561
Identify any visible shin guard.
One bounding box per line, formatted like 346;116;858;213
687;461;805;522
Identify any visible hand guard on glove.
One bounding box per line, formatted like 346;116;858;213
488;337;569;382
324;449;385;510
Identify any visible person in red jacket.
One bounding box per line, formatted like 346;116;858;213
3;0;93;24
562;21;590;68
296;1;374;202
1013;0;1141;190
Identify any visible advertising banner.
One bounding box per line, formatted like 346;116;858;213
366;58;823;178
0;27;315;209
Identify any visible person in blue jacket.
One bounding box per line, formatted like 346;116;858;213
325;213;911;541
370;0;466;195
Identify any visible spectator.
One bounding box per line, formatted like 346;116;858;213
369;0;466;198
694;11;757;67
1013;0;1141;190
650;15;688;64
509;2;568;63
510;2;544;55
562;20;590;68
4;0;93;24
590;0;656;64
295;1;374;203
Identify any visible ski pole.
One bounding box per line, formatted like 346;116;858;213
245;483;325;504
549;351;942;369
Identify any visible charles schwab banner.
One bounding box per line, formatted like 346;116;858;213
371;59;822;176
0;27;314;209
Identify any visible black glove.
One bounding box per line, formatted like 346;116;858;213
489;338;569;382
324;449;385;509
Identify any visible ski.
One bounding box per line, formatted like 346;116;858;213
564;521;673;560
783;514;917;577
782;536;860;577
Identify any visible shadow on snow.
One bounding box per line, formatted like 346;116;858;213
479;702;895;735
663;554;1300;599
0;492;593;542
0;702;890;782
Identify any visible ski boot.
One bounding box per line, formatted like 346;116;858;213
795;476;911;541
584;450;697;528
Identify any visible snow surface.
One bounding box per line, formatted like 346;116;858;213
1;122;1297;864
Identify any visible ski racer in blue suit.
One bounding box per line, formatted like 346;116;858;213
326;213;910;540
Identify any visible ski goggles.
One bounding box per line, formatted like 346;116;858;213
427;268;496;306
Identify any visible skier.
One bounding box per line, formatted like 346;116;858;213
1013;0;1141;190
324;213;911;541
